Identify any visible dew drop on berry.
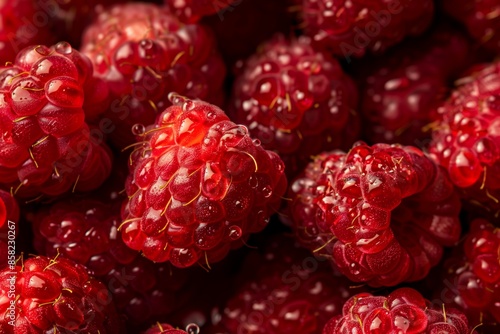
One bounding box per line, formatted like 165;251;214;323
186;323;200;334
261;185;273;198
207;110;216;120
253;139;261;146
132;123;146;136
228;225;242;240
248;176;258;188
183;100;195;112
55;41;73;55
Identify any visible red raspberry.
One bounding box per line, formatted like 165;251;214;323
37;0;123;48
441;219;500;327
301;0;434;60
121;95;287;268
143;323;200;334
202;0;293;67
81;3;226;148
442;0;500;53
324;288;475;333
31;197;194;327
357;25;472;145
288;142;462;286
0;43;112;198
229;35;360;179
213;236;363;334
0;255;120;333
164;0;237;23
428;61;500;218
0;0;55;62
0;190;19;269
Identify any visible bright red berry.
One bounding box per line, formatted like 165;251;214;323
428;61;500;218
213;236;363;334
31;197;194;327
81;3;226;148
121;95;287;268
0;0;55;62
143;323;199;334
0;190;19;269
301;0;434;60
324;288;475;334
441;218;500;327
0;42;112;198
442;0;500;53
229;35;360;179
288;142;462;286
0;255;120;333
357;25;472;145
164;0;237;23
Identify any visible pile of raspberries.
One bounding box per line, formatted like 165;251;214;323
0;0;499;333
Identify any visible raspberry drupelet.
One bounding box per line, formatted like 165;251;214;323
120;95;287;268
323;288;476;333
428;61;500;219
164;0;237;23
81;3;226;148
0;43;112;198
31;197;194;327
229;35;360;179
288;142;462;287
301;0;435;59
0;255;120;333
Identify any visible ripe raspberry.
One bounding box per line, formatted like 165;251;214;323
442;0;500;53
0;190;19;269
288;142;462;286
428;61;500;219
441;219;500;327
0;0;55;62
229;35;360;179
121;95;287;268
324;288;475;333
164;0;237;23
213;236;363;334
202;0;293;66
301;0;434;60
0;43;113;198
357;25;472;145
0;255;120;333
37;0;123;47
31;197;194;326
81;3;226;148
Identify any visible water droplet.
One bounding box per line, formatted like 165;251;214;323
139;39;154;50
55;41;72;54
131;123;145;136
186;324;200;334
234;200;243;210
207;110;216;120
248;176;258;188
253;139;261;146
228;226;242;240
183;100;195;112
261;186;272;198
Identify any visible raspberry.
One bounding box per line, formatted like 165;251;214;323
324;288;475;333
357;25;472;145
0;0;55;62
442;0;500;53
202;0;293;66
81;3;226;148
428;61;500;218
301;0;434;60
229;35;360;179
120;95;287;268
164;0;237;23
31;197;194;327
213;236;363;334
441;218;500;327
288;142;462;286
143;323;200;334
0;190;19;269
0;43;112;198
0;255;120;333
